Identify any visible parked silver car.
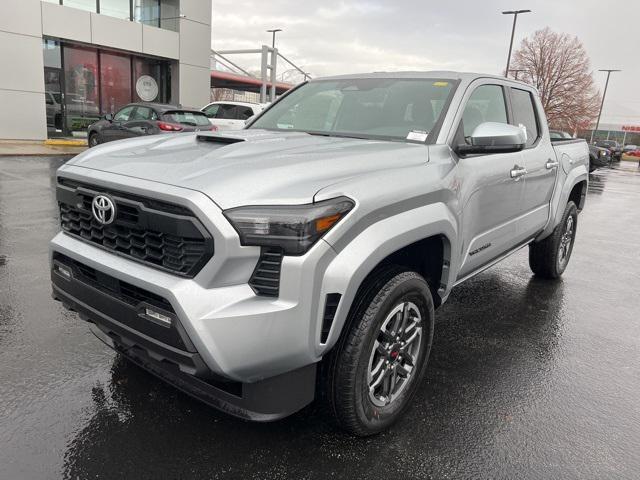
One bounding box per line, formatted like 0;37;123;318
50;72;588;435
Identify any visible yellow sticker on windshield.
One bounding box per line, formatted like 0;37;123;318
433;81;449;87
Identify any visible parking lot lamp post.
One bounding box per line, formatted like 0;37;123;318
267;28;282;50
502;10;531;78
590;69;622;143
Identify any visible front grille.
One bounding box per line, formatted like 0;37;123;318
249;248;283;297
57;179;214;277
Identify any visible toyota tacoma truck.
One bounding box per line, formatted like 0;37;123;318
50;72;589;436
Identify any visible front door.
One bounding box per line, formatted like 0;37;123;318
454;83;527;280
102;105;136;142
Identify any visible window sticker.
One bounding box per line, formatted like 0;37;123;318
407;130;429;142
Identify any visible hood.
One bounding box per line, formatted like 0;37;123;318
67;129;428;209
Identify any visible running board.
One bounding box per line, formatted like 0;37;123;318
453;238;535;287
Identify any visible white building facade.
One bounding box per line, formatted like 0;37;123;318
0;0;212;140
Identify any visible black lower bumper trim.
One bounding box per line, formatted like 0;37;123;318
51;263;317;421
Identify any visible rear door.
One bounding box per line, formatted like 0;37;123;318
453;82;527;280
510;87;557;240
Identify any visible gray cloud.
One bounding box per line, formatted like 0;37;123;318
212;0;639;124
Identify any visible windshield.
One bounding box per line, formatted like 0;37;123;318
250;78;456;142
163;111;211;127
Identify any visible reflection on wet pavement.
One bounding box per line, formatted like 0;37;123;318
1;158;639;479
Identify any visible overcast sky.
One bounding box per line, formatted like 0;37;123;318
212;0;639;126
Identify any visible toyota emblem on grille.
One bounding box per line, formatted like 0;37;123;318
91;195;116;225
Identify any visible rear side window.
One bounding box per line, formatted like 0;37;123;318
163;111;211;126
462;85;508;139
237;107;254;120
510;88;539;147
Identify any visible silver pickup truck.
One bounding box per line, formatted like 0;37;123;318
50;72;588;436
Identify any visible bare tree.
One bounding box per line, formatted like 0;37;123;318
510;27;600;135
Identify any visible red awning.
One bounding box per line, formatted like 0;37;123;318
210;70;294;93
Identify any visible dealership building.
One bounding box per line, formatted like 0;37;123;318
0;0;212;141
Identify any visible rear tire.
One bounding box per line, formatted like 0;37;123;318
323;267;435;436
529;201;578;279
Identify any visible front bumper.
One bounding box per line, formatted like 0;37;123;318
49;167;344;419
51;252;316;421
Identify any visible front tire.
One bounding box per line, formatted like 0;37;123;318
325;267;435;436
88;132;100;148
529;201;578;279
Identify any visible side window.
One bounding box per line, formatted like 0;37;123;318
131;106;157;121
218;105;239;119
237;107;254;120
203;104;220;118
114;105;135;122
461;85;508;141
510;88;539;146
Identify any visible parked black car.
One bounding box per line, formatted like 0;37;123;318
594;140;622;160
87;103;215;147
588;144;611;172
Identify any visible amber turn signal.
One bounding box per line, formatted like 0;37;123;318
315;213;342;233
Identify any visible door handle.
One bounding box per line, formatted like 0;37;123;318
510;165;528;180
546;159;559;169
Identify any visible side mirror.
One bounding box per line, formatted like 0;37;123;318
104;113;113;122
457;122;526;155
244;115;256;126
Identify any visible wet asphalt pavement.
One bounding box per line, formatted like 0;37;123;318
1;156;639;479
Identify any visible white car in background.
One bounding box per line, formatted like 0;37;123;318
201;101;266;130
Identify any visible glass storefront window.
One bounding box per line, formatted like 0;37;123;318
99;0;131;20
100;52;132;115
133;57;169;103
63;45;100;135
43;39;172;138
62;0;98;12
43;40;63;135
43;39;61;69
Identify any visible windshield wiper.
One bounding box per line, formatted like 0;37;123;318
305;131;371;140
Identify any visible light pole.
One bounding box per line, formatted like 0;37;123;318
502;10;531;78
266;28;282;49
590;69;622;143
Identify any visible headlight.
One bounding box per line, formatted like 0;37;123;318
599;150;607;157
224;197;355;255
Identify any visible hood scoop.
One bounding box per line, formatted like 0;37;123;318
196;132;247;145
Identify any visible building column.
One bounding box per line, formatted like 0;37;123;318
0;0;46;140
177;0;212;108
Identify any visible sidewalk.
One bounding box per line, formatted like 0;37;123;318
0;139;87;156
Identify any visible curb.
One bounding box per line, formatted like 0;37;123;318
44;139;87;146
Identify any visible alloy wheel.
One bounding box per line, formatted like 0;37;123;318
558;215;575;269
367;301;422;407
